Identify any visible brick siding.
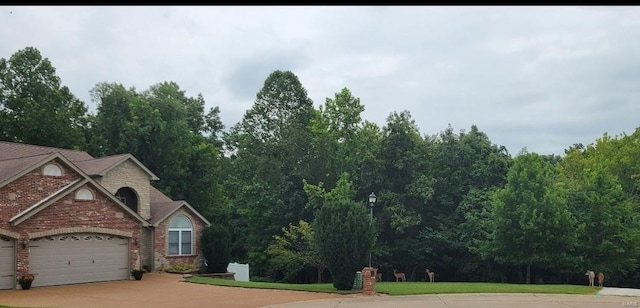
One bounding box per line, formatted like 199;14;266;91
154;210;206;272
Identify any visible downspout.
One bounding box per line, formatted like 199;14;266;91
148;225;155;272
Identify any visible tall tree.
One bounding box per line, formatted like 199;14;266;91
224;70;316;276
407;124;510;281
486;150;578;284
586;130;640;199
87;82;138;156
376;111;431;278
311;87;367;188
561;140;640;284
230;70;314;143
0;46;88;149
139;81;195;200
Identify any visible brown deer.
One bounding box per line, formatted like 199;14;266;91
597;272;605;287
393;270;406;282
585;270;595;287
372;268;382;282
426;268;435;282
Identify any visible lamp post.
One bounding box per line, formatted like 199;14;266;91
368;191;377;268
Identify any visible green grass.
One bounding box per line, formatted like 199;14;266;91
375;282;599;295
186;276;359;294
185;277;600;296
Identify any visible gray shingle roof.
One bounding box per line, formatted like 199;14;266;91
0;154;51;185
0;141;94;162
149;201;183;225
149;186;211;226
149;186;182;225
150;186;174;203
73;154;129;175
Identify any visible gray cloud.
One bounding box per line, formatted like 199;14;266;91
2;6;640;156
224;50;310;102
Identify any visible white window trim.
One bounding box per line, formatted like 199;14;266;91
168;215;193;256
43;163;63;176
75;188;94;200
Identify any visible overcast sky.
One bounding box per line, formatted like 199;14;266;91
3;6;640;156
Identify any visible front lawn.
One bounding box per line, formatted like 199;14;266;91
184;276;599;296
375;281;599;295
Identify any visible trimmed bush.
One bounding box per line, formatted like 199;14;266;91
312;182;375;290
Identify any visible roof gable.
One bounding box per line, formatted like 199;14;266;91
11;176;149;226
74;154;160;181
149;200;211;227
2;153;149;226
0;152;85;189
11;178;87;224
149;186;210;226
0;153;54;188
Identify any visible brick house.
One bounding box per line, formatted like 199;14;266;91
0;141;211;289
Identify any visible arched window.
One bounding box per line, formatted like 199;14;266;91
75;188;94;200
115;187;138;213
43;164;62;176
168;215;192;255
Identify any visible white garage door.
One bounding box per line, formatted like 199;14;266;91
0;236;15;290
30;233;129;287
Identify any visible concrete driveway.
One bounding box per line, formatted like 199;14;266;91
0;273;344;308
1;273;639;308
264;292;640;308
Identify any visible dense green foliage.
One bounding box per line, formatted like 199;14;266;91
485;151;578;284
266;220;325;283
4;46;640;288
202;224;232;273
310;174;376;290
0;47;88;148
222;70;317;276
87;81;227;221
560;135;640;285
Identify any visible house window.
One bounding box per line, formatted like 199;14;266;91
43;164;62;176
168;215;192;255
75;188;94;200
115;187;138;213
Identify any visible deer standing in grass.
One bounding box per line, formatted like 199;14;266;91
426;269;435;283
598;272;605;287
372;268;382;282
585;270;595;287
393;270;406;282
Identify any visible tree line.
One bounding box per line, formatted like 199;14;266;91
2;46;640;287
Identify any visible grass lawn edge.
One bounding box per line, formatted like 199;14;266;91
184;276;600;296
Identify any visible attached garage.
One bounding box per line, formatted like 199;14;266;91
0;236;15;290
30;233;129;287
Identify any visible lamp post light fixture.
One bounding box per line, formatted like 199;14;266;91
368;192;377;268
